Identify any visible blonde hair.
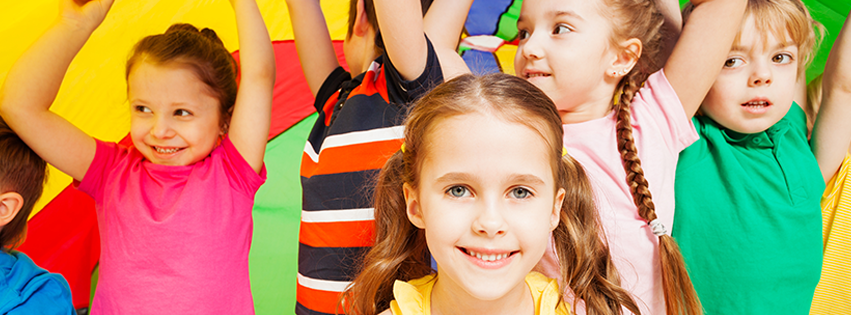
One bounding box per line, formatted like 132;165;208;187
342;73;639;315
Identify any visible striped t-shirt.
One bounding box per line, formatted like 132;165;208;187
296;41;442;315
811;153;851;314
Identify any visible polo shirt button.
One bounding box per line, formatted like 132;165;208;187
753;138;761;144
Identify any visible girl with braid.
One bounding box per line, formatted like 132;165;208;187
510;0;745;314
344;73;639;315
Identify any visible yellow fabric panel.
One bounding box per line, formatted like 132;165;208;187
1;0;349;219
495;44;517;75
811;153;851;314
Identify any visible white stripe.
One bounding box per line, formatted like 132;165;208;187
301;208;375;223
320;125;405;153
368;61;381;82
297;273;352;292
303;141;319;163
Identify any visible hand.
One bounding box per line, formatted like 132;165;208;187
59;0;115;31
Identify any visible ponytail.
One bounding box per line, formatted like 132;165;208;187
554;153;641;315
615;76;702;315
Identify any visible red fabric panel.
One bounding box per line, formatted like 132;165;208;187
232;40;347;140
18;185;100;310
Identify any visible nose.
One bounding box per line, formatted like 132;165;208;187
150;115;175;139
472;198;508;237
749;60;773;86
520;32;545;60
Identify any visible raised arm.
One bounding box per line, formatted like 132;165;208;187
374;0;429;81
285;0;340;96
424;0;473;79
226;0;275;174
663;0;747;118
811;13;851;182
0;0;113;181
656;0;683;67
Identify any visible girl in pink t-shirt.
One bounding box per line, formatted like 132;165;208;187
0;0;274;313
408;0;745;313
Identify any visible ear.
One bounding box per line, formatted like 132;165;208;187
550;188;565;231
608;38;643;78
402;183;425;229
0;192;24;226
352;0;372;37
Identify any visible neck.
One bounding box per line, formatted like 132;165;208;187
557;78;621;124
430;275;534;315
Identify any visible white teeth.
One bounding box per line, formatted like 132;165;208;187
744;101;769;106
527;73;548;78
155;147;180;154
465;249;511;262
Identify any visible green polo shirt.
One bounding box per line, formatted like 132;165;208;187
673;104;823;315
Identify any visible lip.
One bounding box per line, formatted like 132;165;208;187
457;246;518;270
740;97;773;114
522;69;551;80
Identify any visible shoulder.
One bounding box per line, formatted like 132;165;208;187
0;252;74;314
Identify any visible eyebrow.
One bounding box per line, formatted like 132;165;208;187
517;9;583;24
730;43;796;53
434;172;546;186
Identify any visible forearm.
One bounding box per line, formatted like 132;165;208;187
375;0;427;81
0;19;94;119
231;0;275;86
286;0;338;95
812;15;851;181
656;0;682;66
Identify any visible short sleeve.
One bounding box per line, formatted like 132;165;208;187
218;136;267;195
314;67;352;113
383;36;443;105
7;275;75;315
635;70;699;152
75;140;125;203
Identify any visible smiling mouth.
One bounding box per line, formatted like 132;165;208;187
460;247;518;262
742;100;771;108
153;146;185;154
525;73;550;79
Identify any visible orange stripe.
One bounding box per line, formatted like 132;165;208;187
322;91;340;126
297;283;345;314
300;220;375;248
300;138;402;178
350;68;389;103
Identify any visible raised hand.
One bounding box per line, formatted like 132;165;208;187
59;0;115;31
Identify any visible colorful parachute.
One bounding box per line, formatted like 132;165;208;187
1;0;848;313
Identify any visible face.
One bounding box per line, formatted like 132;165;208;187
404;112;564;302
514;0;625;122
701;15;799;134
128;62;223;166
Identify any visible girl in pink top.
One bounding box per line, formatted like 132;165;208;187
396;0;745;313
0;0;274;313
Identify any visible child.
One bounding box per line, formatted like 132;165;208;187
285;0;470;314
344;73;639;315
0;0;274;313
672;0;849;314
0;117;74;314
480;0;745;314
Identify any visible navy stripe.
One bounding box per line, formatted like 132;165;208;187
298;244;370;281
296;302;339;315
301;170;380;211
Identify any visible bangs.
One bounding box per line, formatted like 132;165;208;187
733;0;820;76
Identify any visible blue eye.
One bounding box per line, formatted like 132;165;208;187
174;109;192;116
724;57;744;68
447;186;470;198
510;187;532;199
772;53;793;64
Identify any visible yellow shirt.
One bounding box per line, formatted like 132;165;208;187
811;153;851;314
389;272;571;315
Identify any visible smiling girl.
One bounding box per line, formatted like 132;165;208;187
0;0;274;313
343;73;639;315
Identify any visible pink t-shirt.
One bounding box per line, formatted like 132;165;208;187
77;136;266;314
541;70;697;315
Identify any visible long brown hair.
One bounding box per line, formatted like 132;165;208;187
343;73;639;315
126;23;238;132
0;116;47;251
604;0;701;314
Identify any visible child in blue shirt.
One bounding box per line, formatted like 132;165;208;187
0;116;74;314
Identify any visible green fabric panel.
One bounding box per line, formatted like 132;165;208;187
249;113;316;314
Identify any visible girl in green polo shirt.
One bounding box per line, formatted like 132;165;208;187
673;1;851;314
